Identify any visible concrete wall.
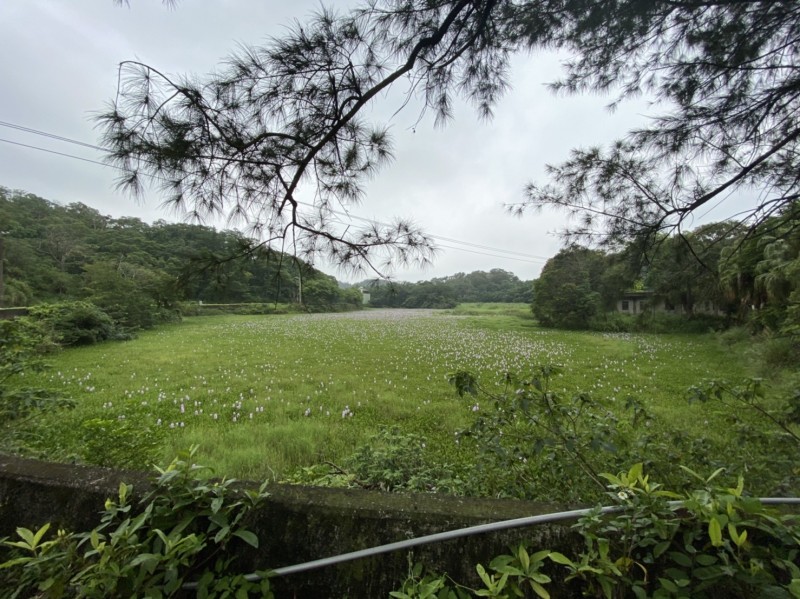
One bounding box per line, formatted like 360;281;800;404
0;308;29;320
0;454;581;597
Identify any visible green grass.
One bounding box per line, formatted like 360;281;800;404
17;308;759;482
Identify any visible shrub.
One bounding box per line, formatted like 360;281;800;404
634;311;728;334
0;318;72;442
448;366;800;503
758;335;800;371
588;311;635;332
27;301;123;346
285;426;465;494
717;325;751;346
394;465;800;599
346;426;464;493
179;302;296;316
0;447;273;598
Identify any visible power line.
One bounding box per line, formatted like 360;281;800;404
308;209;546;265
0;137;109;167
299;201;548;261
435;243;544;264
0;121;547;265
0;121;106;153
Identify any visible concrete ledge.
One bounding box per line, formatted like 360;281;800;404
0;308;29;320
0;453;581;597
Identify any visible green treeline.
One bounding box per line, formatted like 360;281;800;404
361;269;533;308
532;211;800;333
0;187;361;328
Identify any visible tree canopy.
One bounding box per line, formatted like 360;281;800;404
364;268;532;308
99;0;800;271
530;211;800;333
0;187;360;321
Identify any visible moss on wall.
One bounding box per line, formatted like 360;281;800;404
0;454;582;597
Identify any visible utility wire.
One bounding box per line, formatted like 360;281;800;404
436;243;543;264
0;121;545;265
0;138;109;168
309;208;546;265
299;201;548;261
0;120;107;152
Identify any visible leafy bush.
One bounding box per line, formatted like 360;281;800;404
448;366;800;503
0;318;73;450
0;446;272;598
393;465;800;599
717;325;752;346
345;426;464;493
588;311;636;332
758;335;800;371
285;426;465;494
449;367;634;502
633;311;729;334
27;301;123;346
178;302;296;316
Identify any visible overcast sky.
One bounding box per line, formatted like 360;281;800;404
0;1;658;282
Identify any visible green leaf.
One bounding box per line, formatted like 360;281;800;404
211;496;224;514
708;517;723;547
517;545;530;571
90;529;101;551
599;577;614;599
631;585;647;599
547;552;574;566
599;472;623;486
14;527;34;548
658;578;679;593
31;523;51;548
705;467;725;484
668;551;692;568
232;529;259;548
694;554;717;566
529;579;550;599
476;564;492;587
214;526;231;543
0;557;32;569
727;523;747;548
693;567;723;581
128;511;149;535
653;541;670;557
627;463;643;483
531;550;552;563
129;553;159;573
39;577;56;591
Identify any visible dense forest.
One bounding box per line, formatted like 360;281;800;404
3;186;797;339
0;187;362;327
357;269;533;309
531;207;800;334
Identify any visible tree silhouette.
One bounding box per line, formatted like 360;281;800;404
99;0;800;271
